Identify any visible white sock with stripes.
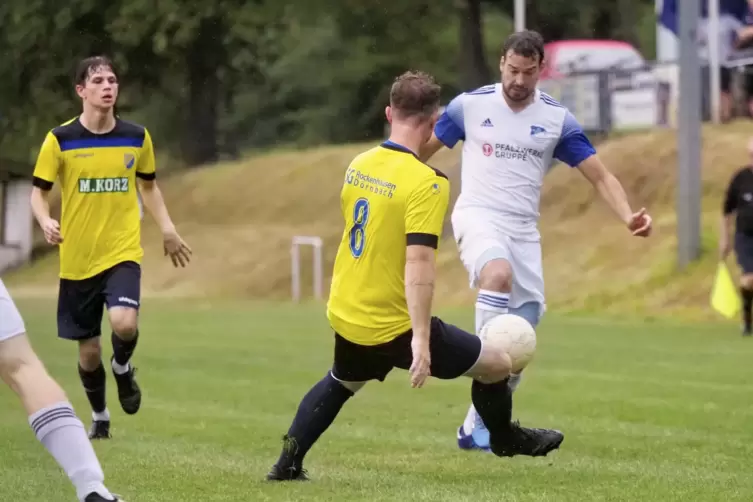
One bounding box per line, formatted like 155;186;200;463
29;402;113;502
475;289;510;335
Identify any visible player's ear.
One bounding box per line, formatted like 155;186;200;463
75;84;86;100
385;106;393;124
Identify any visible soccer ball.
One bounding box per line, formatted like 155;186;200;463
479;314;537;373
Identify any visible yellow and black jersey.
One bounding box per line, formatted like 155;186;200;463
32;117;156;280
326;140;450;346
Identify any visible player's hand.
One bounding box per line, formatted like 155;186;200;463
40;218;63;245
627;208;652;237
409;335;431;388
163;228;192;267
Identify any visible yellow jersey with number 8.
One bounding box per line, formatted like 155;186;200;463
32;117;156;280
326;141;450;346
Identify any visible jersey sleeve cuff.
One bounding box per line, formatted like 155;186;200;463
136;171;156;180
406;233;439;249
32;176;54;191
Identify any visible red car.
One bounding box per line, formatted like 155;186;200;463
540;39;648;80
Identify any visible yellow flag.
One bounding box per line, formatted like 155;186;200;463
710;262;741;319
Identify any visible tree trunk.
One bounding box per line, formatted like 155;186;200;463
182;16;223;167
457;0;492;91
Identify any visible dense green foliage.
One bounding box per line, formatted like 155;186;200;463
0;0;656;167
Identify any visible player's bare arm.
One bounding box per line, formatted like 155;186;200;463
576;154;652;237
137;178;192;267
30;186;63;244
405;244;435;388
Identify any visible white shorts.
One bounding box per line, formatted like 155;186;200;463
451;210;545;314
0;279;26;342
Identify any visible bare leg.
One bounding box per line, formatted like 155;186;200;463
0;333;117;501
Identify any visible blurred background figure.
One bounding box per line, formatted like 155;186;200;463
719;136;753;335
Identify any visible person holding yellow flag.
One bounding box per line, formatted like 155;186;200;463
720;142;753;336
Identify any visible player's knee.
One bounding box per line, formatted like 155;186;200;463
109;307;138;339
0;349;24;385
473;345;512;384
0;336;42;387
478;260;513;292
78;339;102;370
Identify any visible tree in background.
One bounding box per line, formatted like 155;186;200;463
0;0;656;169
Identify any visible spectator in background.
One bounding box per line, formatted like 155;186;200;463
739;0;753;117
719;137;753;336
699;11;753;122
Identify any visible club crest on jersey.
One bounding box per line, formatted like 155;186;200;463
124;153;135;169
530;125;546;136
431;183;441;194
530;125;551;144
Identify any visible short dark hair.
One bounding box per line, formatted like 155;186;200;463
502;30;545;63
74;56;117;86
389;71;441;120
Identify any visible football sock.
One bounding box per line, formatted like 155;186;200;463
741;288;753;330
508;372;522;392
29;402;113;502
281;372;354;466
92;410;110;422
111;330;138;370
469;290;510;433
471;379;513;438
462;405;477;435
78;363;107;414
476;290;510;334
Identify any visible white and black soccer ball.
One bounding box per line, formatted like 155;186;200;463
479;314;537;373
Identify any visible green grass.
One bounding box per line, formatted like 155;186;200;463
3;299;753;501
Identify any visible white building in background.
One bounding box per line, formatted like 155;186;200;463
0;163;33;273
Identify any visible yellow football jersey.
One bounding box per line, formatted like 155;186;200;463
326;141;450;346
32;117;156;280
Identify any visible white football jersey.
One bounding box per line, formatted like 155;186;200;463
434;83;596;241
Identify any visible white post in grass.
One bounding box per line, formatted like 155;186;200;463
708;0;721;124
514;0;526;32
291;236;324;302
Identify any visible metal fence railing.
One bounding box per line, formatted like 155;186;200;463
537;59;753;136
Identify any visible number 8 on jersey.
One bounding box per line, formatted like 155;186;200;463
349;198;370;258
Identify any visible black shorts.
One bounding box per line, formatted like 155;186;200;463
331;317;482;383
57;261;141;341
735;233;753;274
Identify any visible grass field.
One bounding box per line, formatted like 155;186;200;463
2;299;752;501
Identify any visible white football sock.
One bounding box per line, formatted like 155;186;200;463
475;289;510;334
469;290;511;433
29;402;113;502
111;358;130;375
92;409;110;422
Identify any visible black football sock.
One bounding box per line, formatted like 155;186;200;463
279;372;354;467
742;288;753;331
111;330;139;367
78;362;107;414
471;378;513;438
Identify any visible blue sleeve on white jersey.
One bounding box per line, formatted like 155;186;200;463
553;111;596;167
434;94;465;148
